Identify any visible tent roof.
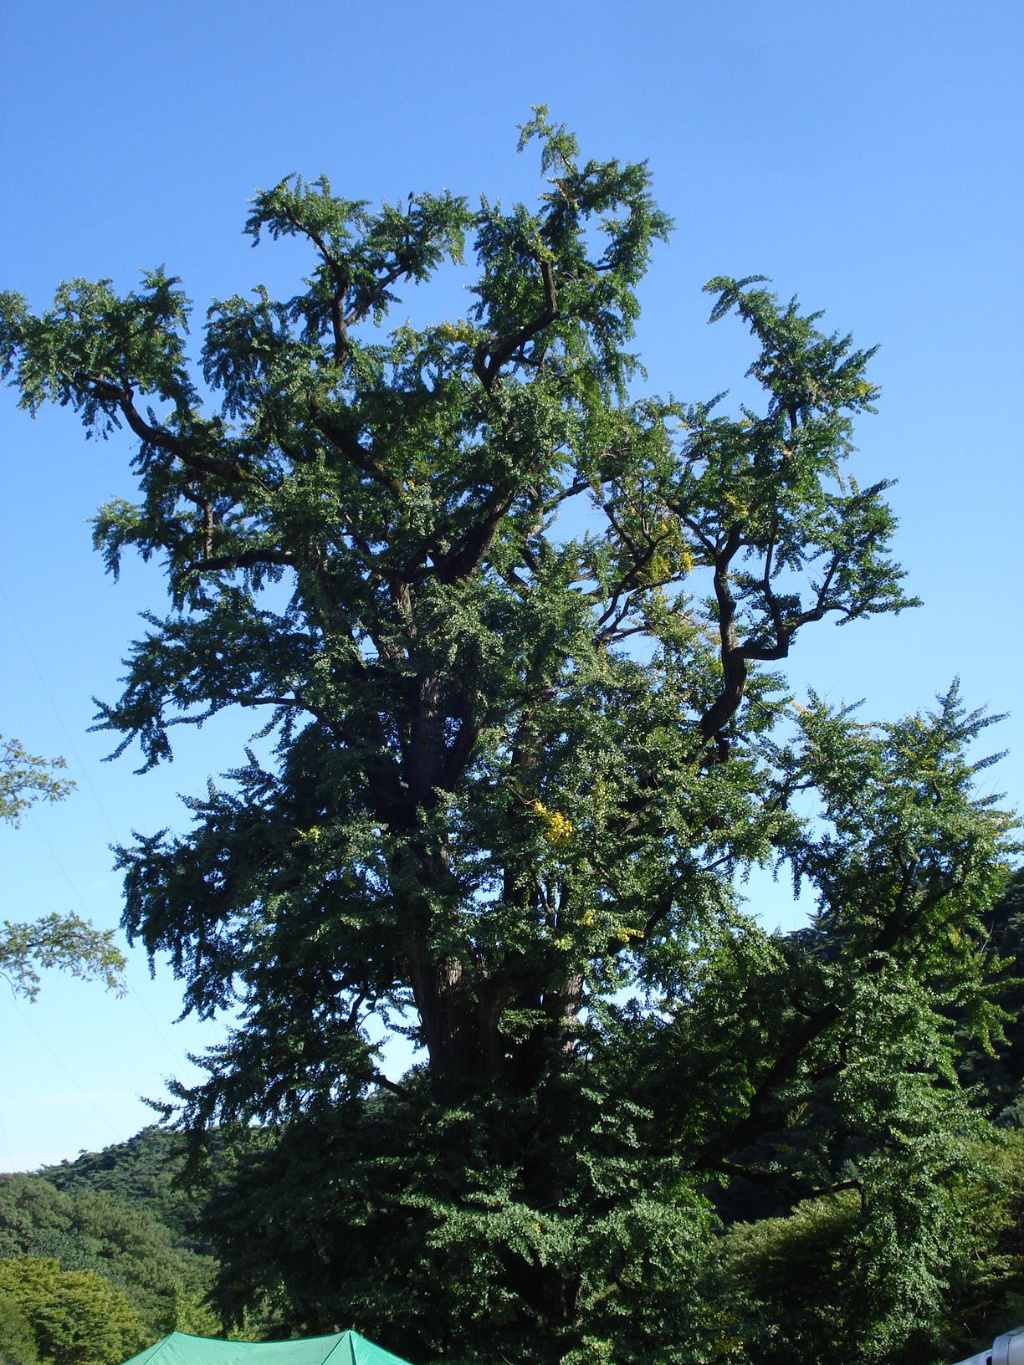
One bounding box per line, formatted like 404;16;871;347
122;1332;414;1365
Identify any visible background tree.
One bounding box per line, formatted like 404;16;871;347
0;112;1018;1363
0;1172;216;1338
0;738;125;1000
0;1291;39;1365
39;1127;211;1249
0;739;74;825
0;1258;145;1365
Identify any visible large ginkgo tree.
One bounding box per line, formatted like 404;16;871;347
1;112;1017;1365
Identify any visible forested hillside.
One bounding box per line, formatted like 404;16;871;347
0;1128;220;1365
38;1127;209;1250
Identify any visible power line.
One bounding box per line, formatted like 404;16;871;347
0;575;120;837
2;992;125;1148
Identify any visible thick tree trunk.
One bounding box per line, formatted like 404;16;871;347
393;662;586;1089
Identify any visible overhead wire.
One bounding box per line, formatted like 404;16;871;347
0;571;202;1144
3;991;125;1148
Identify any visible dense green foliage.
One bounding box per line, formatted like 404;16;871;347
0;1258;144;1365
39;1127;210;1249
0;738;125;999
957;870;1024;1120
1;112;1020;1363
0;1167;216;1338
9;1110;1024;1364
0;1290;39;1365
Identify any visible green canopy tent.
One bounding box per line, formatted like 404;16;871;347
123;1333;414;1365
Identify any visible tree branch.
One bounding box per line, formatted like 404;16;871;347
695;529;747;747
181;547;297;576
473;259;558;393
81;375;273;490
310;408;406;500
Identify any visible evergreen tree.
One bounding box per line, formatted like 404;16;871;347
1;112;1017;1363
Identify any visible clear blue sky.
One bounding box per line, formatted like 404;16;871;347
1;0;1021;1171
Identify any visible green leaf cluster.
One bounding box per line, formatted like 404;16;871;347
0;739;75;826
0;737;125;999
